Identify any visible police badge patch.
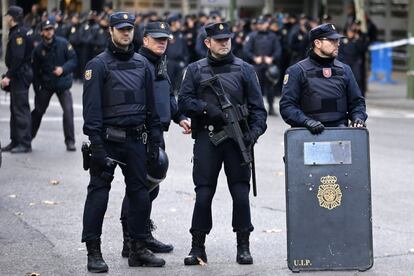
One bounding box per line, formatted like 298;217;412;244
322;68;332;78
283;74;289;85
85;70;92;80
16;37;23;45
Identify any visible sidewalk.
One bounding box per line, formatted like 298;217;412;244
366;72;414;111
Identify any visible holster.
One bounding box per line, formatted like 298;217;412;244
81;142;91;171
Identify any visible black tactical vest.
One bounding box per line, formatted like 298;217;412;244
147;61;171;127
298;57;348;123
97;52;147;119
196;58;245;107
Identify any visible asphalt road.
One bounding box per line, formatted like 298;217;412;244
0;82;413;276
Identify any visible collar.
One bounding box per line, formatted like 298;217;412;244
309;50;335;67
138;46;161;64
207;50;235;67
107;39;135;61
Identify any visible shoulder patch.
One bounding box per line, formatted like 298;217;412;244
84;69;92;80
283;74;289;85
16;37;23;45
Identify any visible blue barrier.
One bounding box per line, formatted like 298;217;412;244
369;42;396;84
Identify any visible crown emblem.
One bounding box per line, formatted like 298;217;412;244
317;175;342;210
219;24;224;30
123;14;128;19
160;23;165;29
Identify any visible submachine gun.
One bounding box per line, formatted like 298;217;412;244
200;75;258;196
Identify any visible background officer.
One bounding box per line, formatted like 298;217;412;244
178;22;267;266
243;16;282;116
81;12;164;272
279;23;367;134
1;6;33;154
120;21;191;258
31;17;77;151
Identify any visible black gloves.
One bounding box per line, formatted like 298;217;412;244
244;129;261;148
147;143;160;164
305;119;325;134
350;118;366;128
204;104;224;124
90;143;107;169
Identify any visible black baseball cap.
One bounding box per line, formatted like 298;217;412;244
309;23;345;41
205;22;234;39
41;17;56;30
110;12;135;29
144;22;172;39
5;5;23;19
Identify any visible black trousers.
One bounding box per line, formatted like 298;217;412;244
9;80;31;147
120;135;166;226
82;138;149;242
167;59;185;93
255;64;275;108
31;88;75;145
190;131;253;234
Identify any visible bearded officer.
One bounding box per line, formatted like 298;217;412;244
178;22;267;266
81;12;165;272
279;23;367;133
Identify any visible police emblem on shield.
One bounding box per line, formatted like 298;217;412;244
317;175;342;210
323;68;332;78
219;24;224;30
160;23;165;29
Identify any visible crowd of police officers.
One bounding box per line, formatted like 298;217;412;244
1;2;372;273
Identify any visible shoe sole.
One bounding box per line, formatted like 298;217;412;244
87;267;108;273
128;261;165;267
147;247;174;253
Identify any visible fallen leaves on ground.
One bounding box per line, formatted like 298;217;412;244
49;180;60;185
263;228;282;234
42;200;59;205
197;257;207;266
8;194;17;198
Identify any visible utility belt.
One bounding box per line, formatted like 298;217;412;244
103;125;147;144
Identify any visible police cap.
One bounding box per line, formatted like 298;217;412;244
143;21;172;39
41;17;56;30
309;23;345;41
5;5;23;19
205;22;234;39
109;12;135;29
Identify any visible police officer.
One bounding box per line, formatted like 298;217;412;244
31;17;77;151
120;21;191;257
178;22;267;265
243;16;282;116
1;6;33;153
166;15;189;93
81;12;164;272
279;23;367;133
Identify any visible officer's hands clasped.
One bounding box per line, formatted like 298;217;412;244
350;118;366;128
305;119;325;134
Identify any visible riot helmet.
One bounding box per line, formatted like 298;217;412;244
265;65;280;86
146;147;169;192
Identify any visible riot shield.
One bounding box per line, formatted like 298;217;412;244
284;127;373;272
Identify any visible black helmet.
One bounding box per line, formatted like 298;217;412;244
265;65;280;85
146;147;169;192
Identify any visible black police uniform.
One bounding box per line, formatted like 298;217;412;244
178;22;267;265
81;12;164;272
280;24;367;131
287;23;310;65
78;18;97;77
67;19;82;80
120;21;187;255
165;21;189;93
31;20;77;150
243;21;282;114
92;23;110;57
3;6;33;152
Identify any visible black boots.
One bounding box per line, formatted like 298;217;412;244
122;219;173;257
236;231;253;264
86;239;109;273
128;239;166;267
144;220;174;253
184;231;207;265
121;221;130;258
